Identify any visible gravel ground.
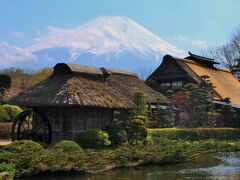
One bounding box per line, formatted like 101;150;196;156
0;139;11;146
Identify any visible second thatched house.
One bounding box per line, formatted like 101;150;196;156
148;52;240;107
9;63;167;142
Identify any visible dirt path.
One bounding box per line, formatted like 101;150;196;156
0;139;12;146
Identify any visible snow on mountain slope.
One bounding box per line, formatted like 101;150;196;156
24;16;187;71
29;16;186;59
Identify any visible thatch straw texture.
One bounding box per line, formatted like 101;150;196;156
9;63;167;109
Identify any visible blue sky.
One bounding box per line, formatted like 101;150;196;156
0;0;240;68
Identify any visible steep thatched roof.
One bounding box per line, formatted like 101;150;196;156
149;54;240;106
180;59;240;105
9;63;167;109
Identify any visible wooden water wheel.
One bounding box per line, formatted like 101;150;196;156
11;109;52;144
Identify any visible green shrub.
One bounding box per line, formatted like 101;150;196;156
132;115;147;123
108;124;127;145
132;92;148;116
0;151;13;165
81;129;111;148
126;116;148;143
0;106;9;122
49;140;83;154
3;140;44;154
130;118;148;140
2;105;23;121
39;141;84;170
0;162;15;177
148;128;240;141
0;123;12;138
3;141;44;177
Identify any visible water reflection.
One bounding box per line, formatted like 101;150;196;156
23;152;240;180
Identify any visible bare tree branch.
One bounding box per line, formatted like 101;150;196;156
202;26;240;78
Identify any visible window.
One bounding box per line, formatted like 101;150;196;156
160;82;171;89
160;81;183;90
172;81;183;90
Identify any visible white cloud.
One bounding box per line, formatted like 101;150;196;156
175;35;209;48
9;31;25;40
0;41;37;67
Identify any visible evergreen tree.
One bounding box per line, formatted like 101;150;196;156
219;98;237;127
183;75;219;127
125;92;148;143
132;92;148;116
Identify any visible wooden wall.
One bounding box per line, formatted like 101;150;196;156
149;59;194;92
35;106;114;142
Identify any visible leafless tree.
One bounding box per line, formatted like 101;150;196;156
203;27;240;75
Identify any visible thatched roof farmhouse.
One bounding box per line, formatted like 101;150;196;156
10;63;167;142
148;52;240;108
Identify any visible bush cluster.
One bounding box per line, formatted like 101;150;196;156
81;129;111;148
3;140;44;154
49;140;83;153
107;124;127;145
0;139;201;178
0;105;23;122
0;140;85;177
126;116;148;143
2;138;240;178
1;141;45;177
149;128;240;141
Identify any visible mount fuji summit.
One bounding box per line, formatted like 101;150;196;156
26;16;187;72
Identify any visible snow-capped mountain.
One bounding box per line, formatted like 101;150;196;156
25;16;187;72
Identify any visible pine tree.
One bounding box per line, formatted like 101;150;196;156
132;92;148;116
183;75;219;127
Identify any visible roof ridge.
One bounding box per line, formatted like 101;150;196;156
53;63;138;77
100;67;137;77
181;59;231;73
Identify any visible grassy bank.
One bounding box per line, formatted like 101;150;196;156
0;139;200;178
1;139;240;178
2;128;240;178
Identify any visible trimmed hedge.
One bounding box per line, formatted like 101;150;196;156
0;123;12;139
148;128;240;141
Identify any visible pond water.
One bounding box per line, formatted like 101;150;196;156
23;152;240;180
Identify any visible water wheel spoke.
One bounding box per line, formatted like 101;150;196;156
21;123;27;132
11;109;52;144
